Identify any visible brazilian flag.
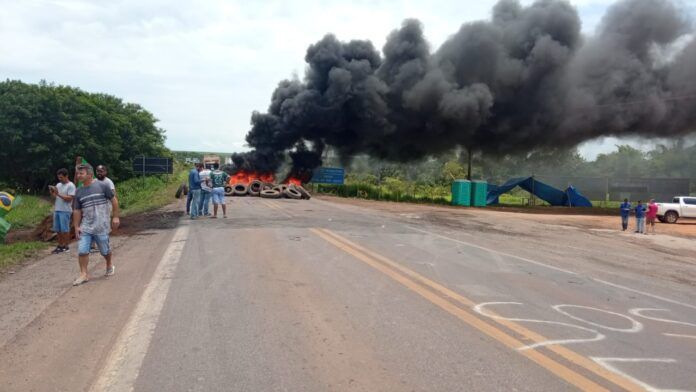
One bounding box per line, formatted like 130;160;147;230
0;191;16;243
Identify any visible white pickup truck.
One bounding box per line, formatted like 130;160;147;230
657;196;696;223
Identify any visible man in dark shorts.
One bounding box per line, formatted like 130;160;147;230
72;164;120;286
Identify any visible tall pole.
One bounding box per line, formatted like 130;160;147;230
467;146;472;181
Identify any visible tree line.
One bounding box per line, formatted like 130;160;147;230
0;80;170;192
341;141;696;192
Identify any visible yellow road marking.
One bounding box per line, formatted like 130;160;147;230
311;228;647;392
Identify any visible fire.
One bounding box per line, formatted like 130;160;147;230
286;177;302;186
283;169;313;186
228;170;275;185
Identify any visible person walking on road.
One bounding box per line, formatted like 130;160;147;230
72;164;119;286
188;163;203;219
619;198;631;231
49;168;76;253
199;166;212;216
210;167;230;219
634;200;646;234
95;165;116;195
646;199;658;235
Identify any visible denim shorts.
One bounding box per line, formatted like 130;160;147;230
78;233;110;256
53;211;71;233
212;187;225;204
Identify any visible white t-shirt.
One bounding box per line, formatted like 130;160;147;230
199;169;212;192
97;177;116;193
54;181;76;212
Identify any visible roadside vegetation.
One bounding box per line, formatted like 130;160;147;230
0;164;188;270
4;195;52;229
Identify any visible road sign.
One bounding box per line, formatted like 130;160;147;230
132;157;173;174
311;167;344;184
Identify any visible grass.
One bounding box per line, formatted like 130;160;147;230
117;165;188;216
314;182;629;211
4;195;52;229
0;241;48;269
0;164;188;271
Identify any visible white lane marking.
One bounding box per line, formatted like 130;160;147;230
628;308;696;327
472;302;605;350
90;224;190;392
553;305;643;333
590;357;689;392
406;226;577;275
593;279;696;311
406;225;696;312
663;333;696;340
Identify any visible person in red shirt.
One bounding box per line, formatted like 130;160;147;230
646;199;658;235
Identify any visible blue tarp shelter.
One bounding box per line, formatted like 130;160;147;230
487;177;592;207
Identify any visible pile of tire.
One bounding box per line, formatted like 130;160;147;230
224;181;311;200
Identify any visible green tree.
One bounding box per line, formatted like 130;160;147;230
0;80;169;191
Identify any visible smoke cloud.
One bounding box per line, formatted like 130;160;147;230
236;0;696;175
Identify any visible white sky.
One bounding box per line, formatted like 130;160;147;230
1;0;689;160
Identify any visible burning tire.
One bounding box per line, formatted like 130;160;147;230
273;185;288;195
261;182;274;192
224;186;233;196
284;187;302;200
260;189;281;199
294;185;311;200
175;184;185;199
233;184;248;196
248;180;262;196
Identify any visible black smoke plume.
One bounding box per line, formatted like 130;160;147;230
235;0;696;176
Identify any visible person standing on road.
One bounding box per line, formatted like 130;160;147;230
199;166;212;217
210;166;230;219
188;163;203;219
646;199;658;235
72;164;119;286
619;198;631;231
634;200;646;234
49;168;76;253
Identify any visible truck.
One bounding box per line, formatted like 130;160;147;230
656;196;696;223
202;154;221;170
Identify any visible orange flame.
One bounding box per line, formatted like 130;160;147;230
228;170;275;185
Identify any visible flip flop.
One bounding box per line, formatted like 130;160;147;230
72;277;89;286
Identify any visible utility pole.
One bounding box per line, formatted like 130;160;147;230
467;146;473;181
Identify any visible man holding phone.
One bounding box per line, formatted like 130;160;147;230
50;168;76;253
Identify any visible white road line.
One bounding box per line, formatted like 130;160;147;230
406;225;696;311
663;333;696;340
553;305;643;333
590;357;689;392
406;225;578;275
90;224;190;392
593;279;696;311
628;308;696;327
472;302;605;350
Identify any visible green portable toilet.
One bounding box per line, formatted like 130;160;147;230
451;180;472;206
471;180;488;207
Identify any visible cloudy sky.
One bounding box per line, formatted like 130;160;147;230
1;0;690;159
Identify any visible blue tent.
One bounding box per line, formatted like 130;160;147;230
487;177;592;207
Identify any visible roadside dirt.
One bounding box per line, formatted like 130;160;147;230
317;195;696;239
0;202;185;350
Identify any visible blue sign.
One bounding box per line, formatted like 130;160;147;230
311;167;345;184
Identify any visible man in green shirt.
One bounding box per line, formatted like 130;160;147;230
210;168;230;218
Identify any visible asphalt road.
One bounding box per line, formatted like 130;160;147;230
3;196;695;391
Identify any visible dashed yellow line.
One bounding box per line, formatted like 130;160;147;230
310;228;646;392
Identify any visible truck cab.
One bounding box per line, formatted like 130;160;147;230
657;196;696;223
